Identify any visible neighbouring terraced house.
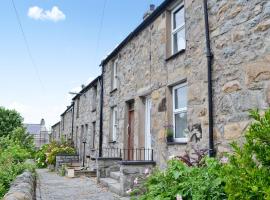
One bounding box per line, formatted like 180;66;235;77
51;121;61;142
72;76;102;167
51;0;270;196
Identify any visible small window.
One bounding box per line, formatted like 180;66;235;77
111;60;118;90
111;106;118;142
173;83;188;142
171;4;185;55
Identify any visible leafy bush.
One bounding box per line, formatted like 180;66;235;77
0;107;36;198
35;144;49;168
0;136;35;198
136;158;226;200
35;141;76;167
223;109;270;200
47;146;75;165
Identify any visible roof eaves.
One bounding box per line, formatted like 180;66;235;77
100;0;173;66
72;75;101;101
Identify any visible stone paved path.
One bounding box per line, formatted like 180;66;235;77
36;169;129;200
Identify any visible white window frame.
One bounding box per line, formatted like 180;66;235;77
111;106;118;142
112;59;118;90
171;3;185;55
172;82;188;142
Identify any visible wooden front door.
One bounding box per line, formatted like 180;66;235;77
128;109;134;160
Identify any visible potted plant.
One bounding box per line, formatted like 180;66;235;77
165;125;174;142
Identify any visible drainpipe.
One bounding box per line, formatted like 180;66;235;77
71;102;75;144
203;0;215;157
98;73;104;157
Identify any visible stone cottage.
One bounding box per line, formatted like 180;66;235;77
99;0;270;170
72;76;102;167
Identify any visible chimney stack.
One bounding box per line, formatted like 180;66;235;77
143;4;155;20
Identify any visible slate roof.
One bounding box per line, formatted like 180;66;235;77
24;124;41;135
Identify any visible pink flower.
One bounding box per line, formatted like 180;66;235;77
144;168;149;174
126;189;132;194
134;177;138;185
220;156;229;164
176;194;183;200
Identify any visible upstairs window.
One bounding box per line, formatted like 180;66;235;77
111;60;118;90
173;83;187;142
171;4;185;54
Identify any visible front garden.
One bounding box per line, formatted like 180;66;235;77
131;109;270;200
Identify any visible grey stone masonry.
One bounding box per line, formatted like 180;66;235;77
119;162;155;195
3;171;35;200
97;158;122;180
60;105;74;141
101;0;270;169
55;155;79;169
73;76;102;166
51;122;61;142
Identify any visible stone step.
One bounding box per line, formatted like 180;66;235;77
100;178;123;196
100;177;119;187
110;171;121;181
74;170;96;177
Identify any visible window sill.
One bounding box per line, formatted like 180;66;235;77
165;49;185;62
110;88;117;94
167;141;187;145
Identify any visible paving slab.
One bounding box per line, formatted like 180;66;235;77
36;168;129;200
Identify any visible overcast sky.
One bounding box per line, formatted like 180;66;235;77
0;0;163;127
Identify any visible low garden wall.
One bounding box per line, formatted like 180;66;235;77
96;157;122;182
3;171;35;200
119;161;155;195
55;154;79;169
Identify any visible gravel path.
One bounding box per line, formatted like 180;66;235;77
36;169;129;200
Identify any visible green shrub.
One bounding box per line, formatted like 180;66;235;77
0;136;35;198
136;158;226;200
35;141;76;167
47;146;75;165
35;144;49;168
223;109;270;200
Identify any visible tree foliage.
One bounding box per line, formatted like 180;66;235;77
0;107;23;137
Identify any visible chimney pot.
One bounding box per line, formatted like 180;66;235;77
143;4;155;20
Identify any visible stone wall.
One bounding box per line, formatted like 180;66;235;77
96;158;122;180
119;163;155;195
55;155;79;169
208;0;270;153
3;171;35;200
101;0;270;169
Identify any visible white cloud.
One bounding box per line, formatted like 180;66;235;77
28;6;66;22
